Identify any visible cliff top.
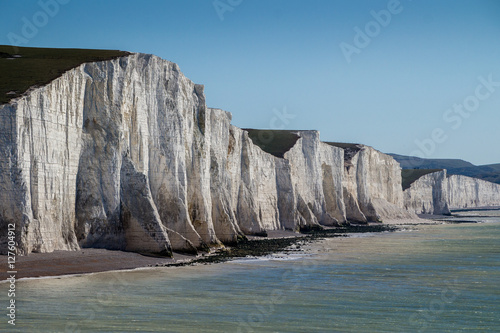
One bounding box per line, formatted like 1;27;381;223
0;45;129;105
401;169;444;190
324;142;363;161
391;153;500;185
390;153;475;169
243;129;300;158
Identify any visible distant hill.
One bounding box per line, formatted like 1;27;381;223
389;154;474;170
389;154;500;185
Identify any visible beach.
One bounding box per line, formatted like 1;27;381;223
0;221;430;281
0;249;193;281
3;211;497;282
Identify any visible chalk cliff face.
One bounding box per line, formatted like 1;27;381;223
208;116;347;235
1;54;214;255
0;52;413;255
284;131;346;228
403;170;451;215
0;53;347;255
447;175;500;209
338;144;415;222
209;117;282;238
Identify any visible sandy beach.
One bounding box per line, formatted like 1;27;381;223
0;249;197;280
0;230;308;280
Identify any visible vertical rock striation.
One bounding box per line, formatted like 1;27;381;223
403;172;500;214
447;175;500;209
208;117;347;235
284;131;346;228
403;170;451;215
327;143;415;222
0;52;416;255
1;54;217;254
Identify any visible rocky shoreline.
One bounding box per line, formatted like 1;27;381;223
176;224;398;266
1;224;397;280
5;214;494;280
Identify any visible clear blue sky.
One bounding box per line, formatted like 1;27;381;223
1;0;499;165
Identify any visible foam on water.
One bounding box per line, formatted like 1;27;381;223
231;253;311;264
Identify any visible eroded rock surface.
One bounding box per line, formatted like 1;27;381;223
447;175;500;209
331;143;416;222
0;52;417;255
403;170;451;215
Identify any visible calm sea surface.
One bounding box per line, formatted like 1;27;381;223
2;211;500;332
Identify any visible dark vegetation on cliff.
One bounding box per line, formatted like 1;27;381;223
243;129;300;158
390;153;474;170
445;164;500;185
324;142;362;161
324;142;360;150
391;154;500;185
401;169;443;190
0;45;129;104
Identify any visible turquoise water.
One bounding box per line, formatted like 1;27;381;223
2;214;500;332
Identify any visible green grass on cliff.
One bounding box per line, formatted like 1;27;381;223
0;45;129;104
401;169;443;190
243;129;300;158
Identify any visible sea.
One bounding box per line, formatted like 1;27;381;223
2;210;500;332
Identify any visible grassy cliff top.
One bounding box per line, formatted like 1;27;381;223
401;169;444;190
391;154;500;185
0;45;130;104
243;129;300;158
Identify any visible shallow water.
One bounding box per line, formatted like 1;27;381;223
2;213;500;332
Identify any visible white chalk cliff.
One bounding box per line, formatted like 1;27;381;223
403;170;451;215
329;143;416;222
447;175;500;209
0;52;454;256
403;171;500;214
